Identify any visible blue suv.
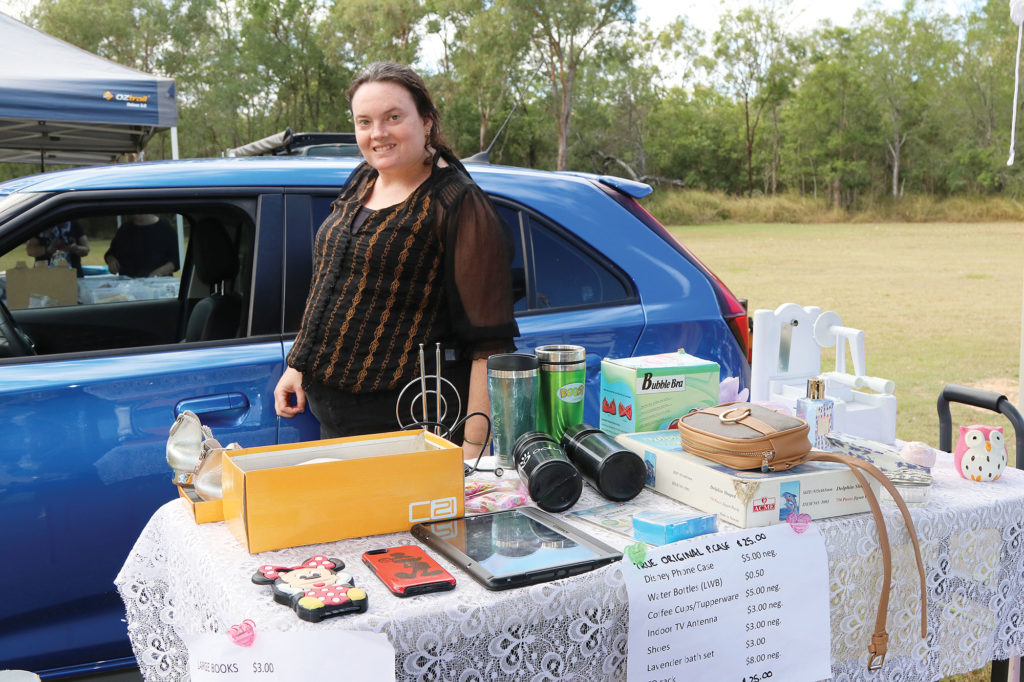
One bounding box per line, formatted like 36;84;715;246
0;157;749;677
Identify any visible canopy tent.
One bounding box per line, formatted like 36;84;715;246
0;12;178;167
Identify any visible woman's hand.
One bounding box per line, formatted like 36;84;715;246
275;366;306;418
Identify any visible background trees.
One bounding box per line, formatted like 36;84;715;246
7;0;1024;205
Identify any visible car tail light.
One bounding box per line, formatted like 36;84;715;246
620;198;751;363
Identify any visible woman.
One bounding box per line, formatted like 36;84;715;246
274;61;517;449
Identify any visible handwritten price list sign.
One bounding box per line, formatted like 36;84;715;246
623;523;831;682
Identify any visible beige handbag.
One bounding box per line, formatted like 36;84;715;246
677;403;927;670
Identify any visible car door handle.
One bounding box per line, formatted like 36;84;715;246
176;393;250;421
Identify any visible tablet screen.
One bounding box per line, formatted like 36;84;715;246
412;508;621;588
462;511;601;577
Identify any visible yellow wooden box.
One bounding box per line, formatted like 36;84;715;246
221;430;464;554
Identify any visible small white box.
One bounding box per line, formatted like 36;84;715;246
616;430;877;529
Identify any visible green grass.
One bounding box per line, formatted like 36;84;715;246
675;222;1022;682
673;222;1024;462
642;188;1024;225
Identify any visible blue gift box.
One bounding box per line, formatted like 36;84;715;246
632;510;718;545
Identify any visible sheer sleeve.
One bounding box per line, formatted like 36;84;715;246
442;182;518;356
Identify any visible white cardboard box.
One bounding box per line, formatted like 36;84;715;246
616;430;877;529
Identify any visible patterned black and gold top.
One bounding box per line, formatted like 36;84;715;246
288;153;517;393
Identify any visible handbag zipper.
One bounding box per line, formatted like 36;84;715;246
679;439;776;472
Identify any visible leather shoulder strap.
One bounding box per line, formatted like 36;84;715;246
803;451;927;670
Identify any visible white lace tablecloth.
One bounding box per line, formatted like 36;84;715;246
115;453;1024;681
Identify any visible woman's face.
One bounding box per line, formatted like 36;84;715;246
351;81;431;176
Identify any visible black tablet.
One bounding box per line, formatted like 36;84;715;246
410;507;622;591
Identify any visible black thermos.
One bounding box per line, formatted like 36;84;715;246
561;424;646;502
512;431;583;513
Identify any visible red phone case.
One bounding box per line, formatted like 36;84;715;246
362;545;456;597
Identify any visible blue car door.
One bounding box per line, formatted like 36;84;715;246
0;192;289;673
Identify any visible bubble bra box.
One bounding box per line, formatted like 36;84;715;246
599;351;719;437
616;430;877;529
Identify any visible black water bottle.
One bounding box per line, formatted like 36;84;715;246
512;431;583;513
561;424;646;502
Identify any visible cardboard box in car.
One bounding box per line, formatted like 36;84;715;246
599;351;719;437
616;430;876;529
221;430;464;554
5;261;77;309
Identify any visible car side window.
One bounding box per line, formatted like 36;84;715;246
528;215;630;309
0;204;256;356
5;213;185;311
491;201;631;313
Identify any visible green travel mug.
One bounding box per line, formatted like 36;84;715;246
535;345;586;442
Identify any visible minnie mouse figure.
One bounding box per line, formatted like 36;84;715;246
252;555;368;622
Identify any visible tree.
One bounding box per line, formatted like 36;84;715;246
444;0;533;153
572;17;704;184
781;26;880;208
938;0;1016;193
31;0;171;73
711;1;796;197
646;85;746;193
242;0;346;133
503;0;635;170
853;0;954;197
321;0;427;72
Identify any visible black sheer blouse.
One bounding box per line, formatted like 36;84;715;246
288;152;518;393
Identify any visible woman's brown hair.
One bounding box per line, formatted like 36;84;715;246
347;61;450;155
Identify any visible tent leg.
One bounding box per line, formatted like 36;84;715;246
171;126;179;160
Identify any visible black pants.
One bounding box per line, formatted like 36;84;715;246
304;357;472;440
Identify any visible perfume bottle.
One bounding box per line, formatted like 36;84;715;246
796;377;834;450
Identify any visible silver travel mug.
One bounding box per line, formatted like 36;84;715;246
487;354;539;470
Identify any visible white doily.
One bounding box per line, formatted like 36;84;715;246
115;457;1024;681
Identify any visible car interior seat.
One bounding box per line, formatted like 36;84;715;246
184;218;242;341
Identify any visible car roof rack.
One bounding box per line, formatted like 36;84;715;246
225;128;359;158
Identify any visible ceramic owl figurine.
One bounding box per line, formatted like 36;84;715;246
953;425;1007;482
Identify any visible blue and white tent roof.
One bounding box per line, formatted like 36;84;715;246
0;11;177;165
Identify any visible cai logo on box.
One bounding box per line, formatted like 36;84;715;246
409;497;457;523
